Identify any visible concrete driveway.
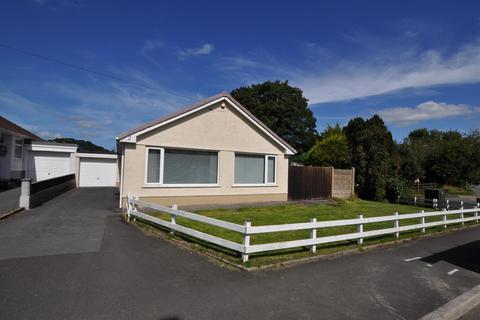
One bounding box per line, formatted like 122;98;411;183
0;187;20;215
0;187;116;260
1;187;480;319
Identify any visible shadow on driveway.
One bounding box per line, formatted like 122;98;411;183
421;240;480;274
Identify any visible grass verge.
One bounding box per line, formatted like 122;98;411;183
443;185;476;196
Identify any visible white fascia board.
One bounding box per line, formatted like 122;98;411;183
120;97;295;155
76;153;118;159
26;142;78;153
120;135;137;143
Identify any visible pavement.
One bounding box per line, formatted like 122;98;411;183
0;187;20;215
1;187;480;320
460;305;480;319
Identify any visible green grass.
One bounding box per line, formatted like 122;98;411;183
443;185;476;196
134;198;477;267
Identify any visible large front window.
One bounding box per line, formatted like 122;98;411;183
234;154;276;185
146;147;218;185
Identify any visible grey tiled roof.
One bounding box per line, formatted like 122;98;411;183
0;116;43;141
116;91;296;154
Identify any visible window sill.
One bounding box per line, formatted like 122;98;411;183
143;184;221;188
232;184;278;188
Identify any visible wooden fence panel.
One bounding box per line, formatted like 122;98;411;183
288;166;332;200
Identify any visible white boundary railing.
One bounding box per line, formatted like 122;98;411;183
127;195;480;263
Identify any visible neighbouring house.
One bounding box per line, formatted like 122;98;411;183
116;92;296;208
0;116;42;181
0;116;118;188
0;115;79;183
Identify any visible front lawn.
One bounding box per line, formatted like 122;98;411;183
134;198;473;267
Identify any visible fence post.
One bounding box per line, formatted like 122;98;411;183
19;178;32;210
310;218;317;253
357;214;363;245
132;195;138;222
170;204;177;235
394;212;399;239
242;221;251;263
126;192;131;221
460;201;464;226
442;208;447;228
420;210;425;233
351;167;355;196
476;203;479;223
330;167;334;198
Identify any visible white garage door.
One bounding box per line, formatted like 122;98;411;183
79;158;117;187
28;151;72;181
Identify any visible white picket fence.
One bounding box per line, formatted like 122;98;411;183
127;195;480;262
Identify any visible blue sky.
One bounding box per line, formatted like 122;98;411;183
1;0;480;149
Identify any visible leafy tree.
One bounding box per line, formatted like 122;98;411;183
426;131;473;185
49;138;114;154
398;129;434;182
343;118;368;196
398;129;480;186
231;80;318;154
304;124;350;168
344;115;396;201
385;176;414;202
465;129;480;184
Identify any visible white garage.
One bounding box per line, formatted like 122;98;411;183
26;142;77;182
77;153;118;187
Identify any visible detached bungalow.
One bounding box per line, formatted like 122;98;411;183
116;92;296;208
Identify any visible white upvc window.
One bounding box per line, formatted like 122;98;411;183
234;153;277;186
145;147;219;187
14;139;23;159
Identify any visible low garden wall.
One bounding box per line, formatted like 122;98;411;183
20;174;76;209
332;168;355;198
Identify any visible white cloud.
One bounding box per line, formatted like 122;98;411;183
38;131;63;139
33;0;83;8
40;75;195;142
212;54;302;87
0;90;43;114
60;0;83;8
0;70;198;148
140;39;163;57
376;101;480;126
298;40;480;104
70;115;100;128
212;37;480;105
214;57;260;71
177;43;214;60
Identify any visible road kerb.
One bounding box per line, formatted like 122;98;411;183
0;207;24;221
419;283;480;320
